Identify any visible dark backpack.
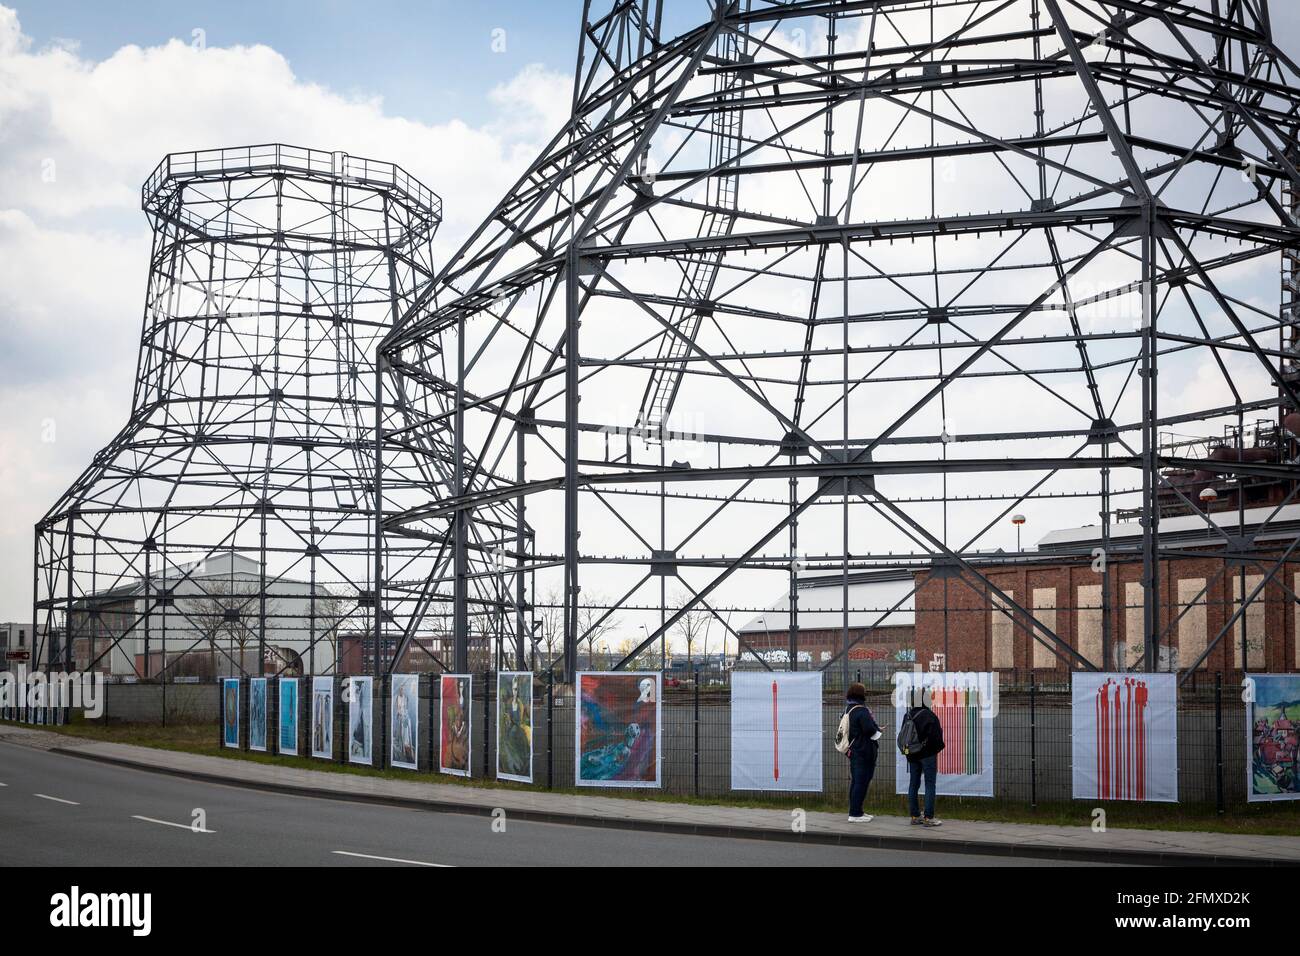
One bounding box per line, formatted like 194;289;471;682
897;708;924;757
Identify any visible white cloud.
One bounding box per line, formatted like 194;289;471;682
0;5;568;619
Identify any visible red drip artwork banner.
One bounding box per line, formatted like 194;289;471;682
1071;672;1177;802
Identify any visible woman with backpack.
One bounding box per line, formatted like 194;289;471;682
838;682;882;822
899;685;945;827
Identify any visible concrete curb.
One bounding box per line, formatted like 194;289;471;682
50;746;1294;867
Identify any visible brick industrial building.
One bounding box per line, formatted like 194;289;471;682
738;569;916;669
913;503;1300;676
744;499;1299;678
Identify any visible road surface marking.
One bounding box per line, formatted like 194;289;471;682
132;815;215;834
331;850;450;867
33;793;79;805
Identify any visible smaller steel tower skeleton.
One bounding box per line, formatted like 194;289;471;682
34;144;441;680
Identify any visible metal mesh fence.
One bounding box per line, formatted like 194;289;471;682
6;668;1275;814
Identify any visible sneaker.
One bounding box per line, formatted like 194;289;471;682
847;814;873;823
910;816;924;826
922;818;943;827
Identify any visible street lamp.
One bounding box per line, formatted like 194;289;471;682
1011;513;1026;552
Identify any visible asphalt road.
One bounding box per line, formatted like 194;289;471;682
0;742;1102;866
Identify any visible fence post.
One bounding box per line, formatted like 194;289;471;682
379;673;389;771
693;669;700;796
546;672;554;791
433;676;445;774
1215;671;1224;815
337;676;346;765
270;677;278;756
1029;671;1037;810
482;669;491;779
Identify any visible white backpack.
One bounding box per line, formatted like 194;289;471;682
834;704;863;754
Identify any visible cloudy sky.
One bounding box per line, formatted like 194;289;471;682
3;1;1300;628
0;1;589;620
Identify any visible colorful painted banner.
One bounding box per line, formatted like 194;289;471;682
222;677;239;749
310;676;333;759
1071;672;1177;802
1247;673;1300;802
731;672;823;791
249;677;268;752
496;671;533;783
347;676;373;766
576;672;660;788
390;674;419;770
278;678;298;755
439;674;472;777
893;672;994;797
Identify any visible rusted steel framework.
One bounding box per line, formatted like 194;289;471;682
383;0;1300;684
35;144;441;680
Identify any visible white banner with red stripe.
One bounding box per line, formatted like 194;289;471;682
730;672;823;792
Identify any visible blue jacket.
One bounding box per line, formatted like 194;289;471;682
845;701;881;759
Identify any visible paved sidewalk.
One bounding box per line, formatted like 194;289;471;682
3;725;1295;865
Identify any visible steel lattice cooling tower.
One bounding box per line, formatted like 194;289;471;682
381;0;1300;683
35;144;441;679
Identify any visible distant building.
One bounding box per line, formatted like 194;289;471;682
912;503;1300;675
67;552;349;677
337;632;443;675
0;622;35;666
740;503;1299;678
737;569;915;669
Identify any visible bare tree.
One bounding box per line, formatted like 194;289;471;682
183;579;283;676
534;588;564;672
309;586;357;674
613;635;660;671
671;590;711;670
579;594;619;666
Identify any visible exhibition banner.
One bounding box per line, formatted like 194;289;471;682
390;674;419;770
222;678;239;749
496;671;533;783
576;672;660;788
278;678;299;755
439;674;472;777
347;676;373;766
311;676;333;759
731;671;823;791
1072;672;1177;802
249;677;268;752
1247;673;1300;802
893;671;994;797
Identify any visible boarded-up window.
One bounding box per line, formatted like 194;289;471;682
991;590;1015;669
1232;573;1265;670
1177;578;1207;670
1122;581;1144;671
1076;584;1103;669
1032;587;1057;669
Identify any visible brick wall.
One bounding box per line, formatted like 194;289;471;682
914;552;1298;674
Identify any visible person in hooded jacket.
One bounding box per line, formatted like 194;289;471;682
903;685;944;826
844;682;882;822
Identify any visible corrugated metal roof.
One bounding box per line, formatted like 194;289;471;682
1036;502;1300;552
737;573;915;633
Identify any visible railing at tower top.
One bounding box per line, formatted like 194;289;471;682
141;143;442;223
